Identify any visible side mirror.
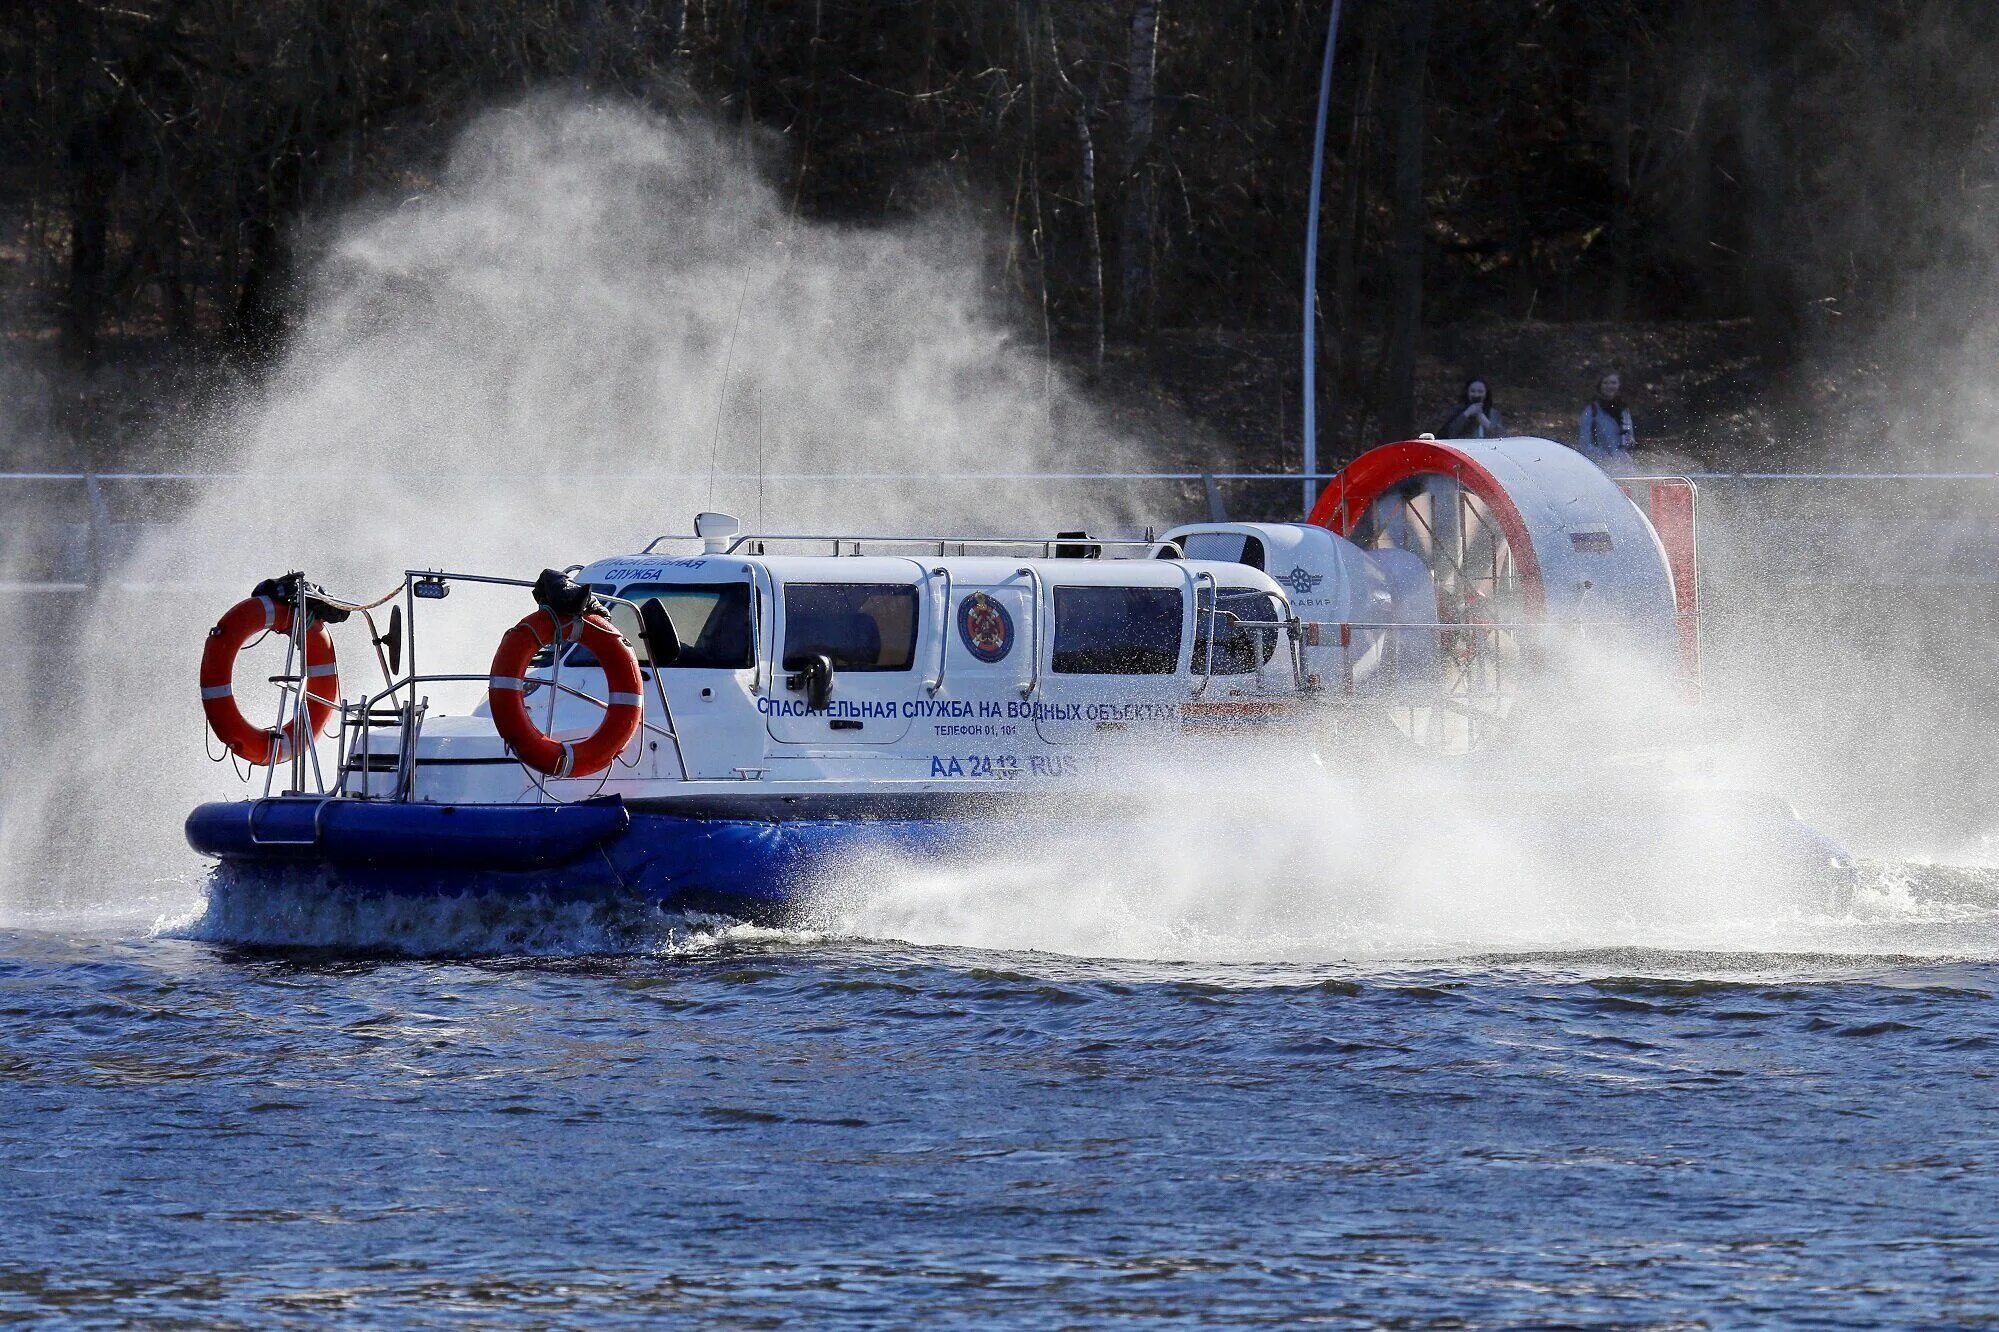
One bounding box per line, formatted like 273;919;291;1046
377;605;404;676
784;652;836;711
638;599;681;668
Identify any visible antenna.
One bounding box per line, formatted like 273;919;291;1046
755;385;765;535
706;274;752;510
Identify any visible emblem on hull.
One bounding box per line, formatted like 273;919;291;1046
1276;566;1326;595
958;591;1014;663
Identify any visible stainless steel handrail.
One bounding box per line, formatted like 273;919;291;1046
593;590;688;781
725;533;1184;558
929;565;952;697
748;560;776;697
245;796;333;846
339;697;416;801
1014;566;1044;699
349;673;677;742
1297;620;1596;631
401;568;539;591
1187;569;1218;697
883;557;950;697
1263;589;1306;690
337;670;673;801
262;620;299;800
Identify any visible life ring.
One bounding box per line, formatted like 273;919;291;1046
200;595;340;766
487;611;643;778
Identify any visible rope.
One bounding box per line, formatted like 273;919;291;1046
320;583;405;614
281;579;404;616
521;758;620;804
521;761;566;806
594;843;631;894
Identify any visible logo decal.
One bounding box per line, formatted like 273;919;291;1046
958;591;1014;663
1276;565;1326;596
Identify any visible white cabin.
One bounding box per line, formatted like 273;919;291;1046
340;439;1693;803
357;534;1319;804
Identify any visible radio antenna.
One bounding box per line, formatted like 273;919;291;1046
707;274;752;510
755;386;766;533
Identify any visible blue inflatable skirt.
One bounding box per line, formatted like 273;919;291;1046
185;796;963;918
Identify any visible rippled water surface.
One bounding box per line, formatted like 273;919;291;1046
5;867;1999;1328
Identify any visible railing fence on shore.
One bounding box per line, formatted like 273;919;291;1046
3;469;1998;590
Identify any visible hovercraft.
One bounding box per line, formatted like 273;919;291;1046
185;438;1849;918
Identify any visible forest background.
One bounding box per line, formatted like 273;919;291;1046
7;0;1999;474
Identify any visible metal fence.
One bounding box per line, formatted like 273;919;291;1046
5;468;1999;589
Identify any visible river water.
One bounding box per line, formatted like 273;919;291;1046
4;860;1997;1328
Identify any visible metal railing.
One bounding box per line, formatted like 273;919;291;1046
721;532;1184;558
6;467;1999;589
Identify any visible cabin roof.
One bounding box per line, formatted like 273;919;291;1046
1158;521;1330;557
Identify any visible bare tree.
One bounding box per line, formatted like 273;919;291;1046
1045;12;1105;381
1116;0;1160;336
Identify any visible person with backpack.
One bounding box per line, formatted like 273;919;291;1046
1578;371;1637;469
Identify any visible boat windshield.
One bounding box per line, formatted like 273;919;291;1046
1176;531;1266;570
536;582;754;670
613;582;754;668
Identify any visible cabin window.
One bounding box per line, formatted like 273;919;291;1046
1195;587;1284;675
612;583;754;669
1051;586;1184;675
1178;531;1266;570
536;583;753;670
783;583;918;672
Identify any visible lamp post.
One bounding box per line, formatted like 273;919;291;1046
1302;0;1345;517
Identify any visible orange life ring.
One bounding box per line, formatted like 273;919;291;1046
200;594;340;766
487;610;643;778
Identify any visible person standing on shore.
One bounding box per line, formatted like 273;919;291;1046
1578;372;1636;468
1438;378;1505;439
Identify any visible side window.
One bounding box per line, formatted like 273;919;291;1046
1195;587;1284;675
610;583;753;669
1176;532;1266;571
1181;532;1245;563
783;583;918;672
1051;586;1184;675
